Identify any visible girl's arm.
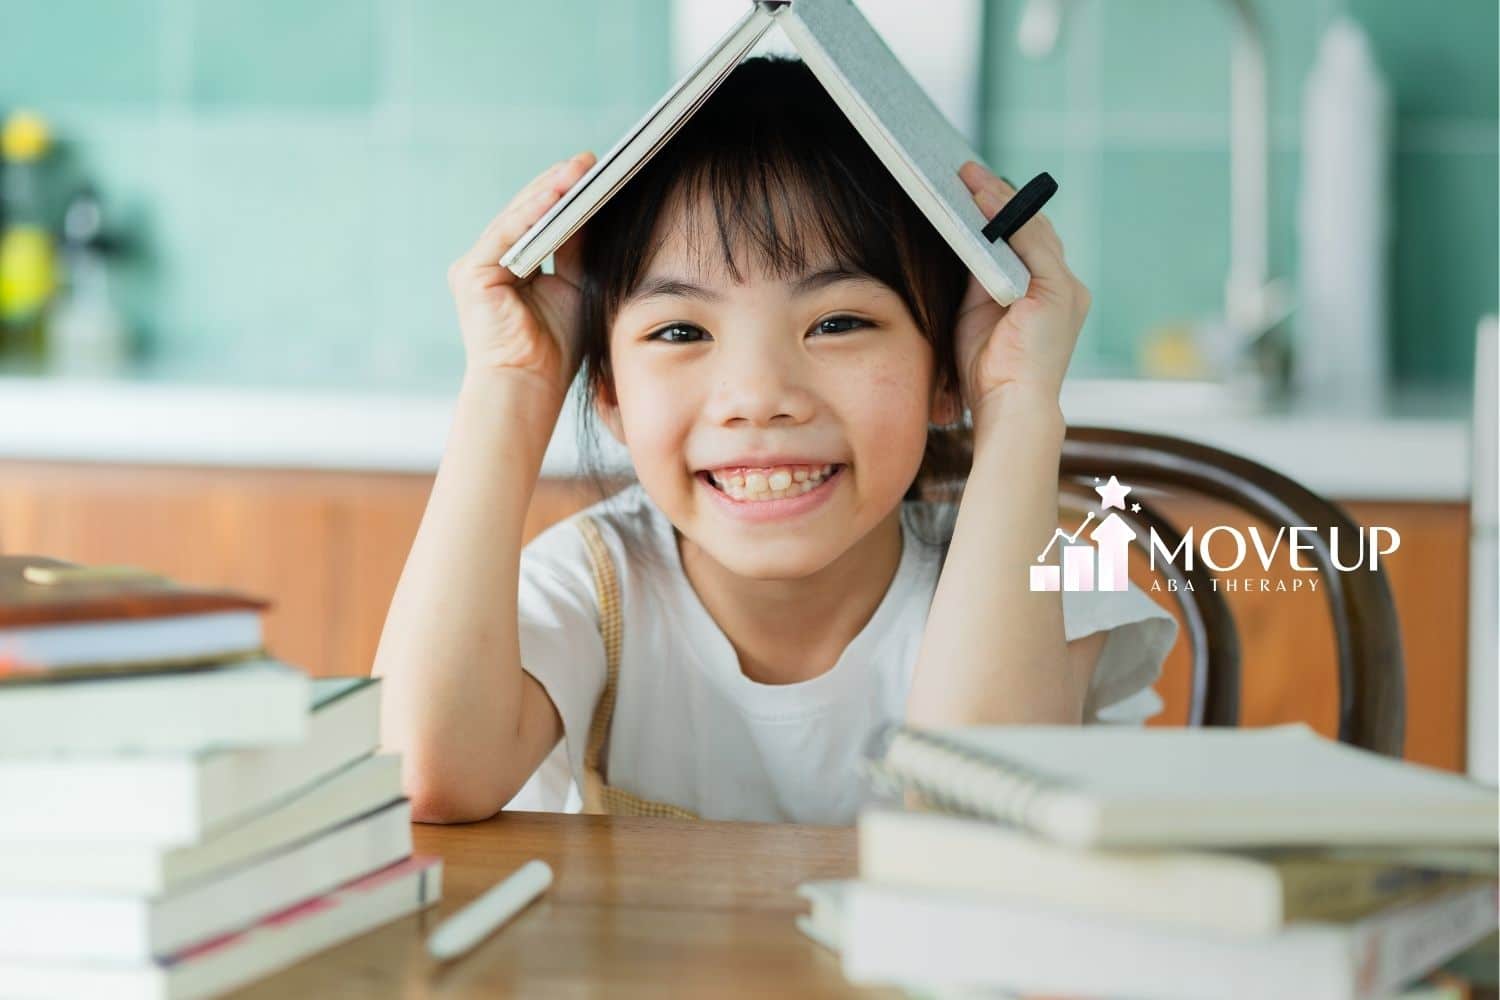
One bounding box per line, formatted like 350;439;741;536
373;371;565;821
906;393;1102;725
373;152;596;822
906;162;1101;727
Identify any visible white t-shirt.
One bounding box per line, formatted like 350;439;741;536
509;484;1178;824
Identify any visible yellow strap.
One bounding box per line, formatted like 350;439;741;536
573;514;698;820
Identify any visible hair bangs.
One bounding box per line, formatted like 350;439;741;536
584;58;947;339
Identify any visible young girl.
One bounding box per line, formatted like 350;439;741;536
373;57;1177;825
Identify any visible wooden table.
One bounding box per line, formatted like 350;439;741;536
231;812;888;998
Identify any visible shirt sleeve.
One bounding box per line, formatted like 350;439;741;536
504;742;583;812
1061;581;1179;724
511;516;608;800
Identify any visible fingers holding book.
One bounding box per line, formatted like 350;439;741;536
447;151;596;388
958;161;1065;271
456;152;597;285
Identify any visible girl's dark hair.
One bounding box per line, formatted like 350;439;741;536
573;55;973;545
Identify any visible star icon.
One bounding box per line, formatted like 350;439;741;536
1131;502;1142;513
1095;475;1132;511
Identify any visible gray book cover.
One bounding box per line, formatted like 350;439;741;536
500;0;1030;305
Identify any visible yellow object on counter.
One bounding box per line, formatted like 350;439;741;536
0;226;57;321
1;111;51;162
1;110;58;355
1138;322;1210;379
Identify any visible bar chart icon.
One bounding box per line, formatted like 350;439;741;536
1063;541;1095;590
1031;514;1091;592
1030;509;1137;592
1029;562;1061;591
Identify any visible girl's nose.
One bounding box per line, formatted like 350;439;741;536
702;349;816;428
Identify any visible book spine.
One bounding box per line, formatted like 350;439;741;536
1350;883;1499;1000
0;645;266;682
844;881;1499;1000
1280;862;1477;923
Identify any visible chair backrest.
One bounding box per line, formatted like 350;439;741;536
1059;425;1405;756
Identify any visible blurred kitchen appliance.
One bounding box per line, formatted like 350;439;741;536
1470;315;1497;784
1296;17;1392;415
49;185;130;375
1015;0;1290;389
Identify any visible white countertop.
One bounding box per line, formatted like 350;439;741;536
0;373;1475;501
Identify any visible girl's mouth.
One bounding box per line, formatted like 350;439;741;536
695;463;846;521
701;463;840;502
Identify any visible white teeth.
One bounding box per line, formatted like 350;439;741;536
706;463;840;502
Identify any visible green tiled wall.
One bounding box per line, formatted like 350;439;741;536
983;0;1497;382
190;0;379;109
0;0;1493;387
0;0;162;107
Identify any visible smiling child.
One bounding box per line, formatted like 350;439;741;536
373;57;1177;824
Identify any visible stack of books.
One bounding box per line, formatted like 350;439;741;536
802;725;1498;1000
0;556;441;999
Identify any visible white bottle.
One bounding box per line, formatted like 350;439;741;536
1295;16;1391;414
48;187;130;376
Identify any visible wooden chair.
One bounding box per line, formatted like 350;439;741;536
1058;425;1405;756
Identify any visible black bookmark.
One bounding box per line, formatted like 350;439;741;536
981;171;1058;244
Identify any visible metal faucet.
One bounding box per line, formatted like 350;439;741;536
1017;0;1287;369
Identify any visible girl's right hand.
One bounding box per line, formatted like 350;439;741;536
447;151;597;400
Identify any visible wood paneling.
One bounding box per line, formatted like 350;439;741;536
0;463;601;679
0;461;1470;770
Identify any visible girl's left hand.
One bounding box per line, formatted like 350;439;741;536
952;160;1091;422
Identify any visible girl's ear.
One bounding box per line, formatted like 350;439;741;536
592;378;627;446
929;384;963;428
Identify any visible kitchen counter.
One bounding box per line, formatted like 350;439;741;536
0;373;1474;501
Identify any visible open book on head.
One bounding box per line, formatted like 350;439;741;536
499;0;1032;307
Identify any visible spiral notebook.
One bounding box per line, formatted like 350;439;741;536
871;724;1500;850
498;0;1031;306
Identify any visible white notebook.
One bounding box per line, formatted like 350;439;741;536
0;801;413;963
873;724;1500;849
0;678;381;844
499;0;1030;306
0;659;308;755
0;754;403;895
842;879;1498;1000
0;857;442;1000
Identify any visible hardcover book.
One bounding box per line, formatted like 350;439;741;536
0;556;267;678
499;0;1031;306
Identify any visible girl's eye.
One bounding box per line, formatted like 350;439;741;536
813;315;871;336
646;323;709;344
644;316;870;343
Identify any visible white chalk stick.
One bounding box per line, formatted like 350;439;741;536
425;859;553;961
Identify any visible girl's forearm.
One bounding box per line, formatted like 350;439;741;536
372;368;564;818
906;391;1084;726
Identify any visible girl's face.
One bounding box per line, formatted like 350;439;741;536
595;206;956;581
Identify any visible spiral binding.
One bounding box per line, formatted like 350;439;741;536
867;726;1061;831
